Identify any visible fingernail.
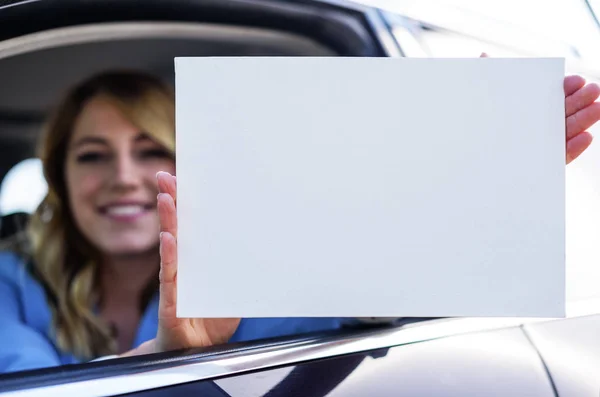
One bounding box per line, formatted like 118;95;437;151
160;232;164;240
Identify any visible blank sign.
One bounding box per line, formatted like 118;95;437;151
175;57;565;318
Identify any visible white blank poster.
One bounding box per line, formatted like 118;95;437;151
175;57;565;318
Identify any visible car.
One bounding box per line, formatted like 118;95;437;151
0;0;599;396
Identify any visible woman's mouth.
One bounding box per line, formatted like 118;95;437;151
99;203;154;221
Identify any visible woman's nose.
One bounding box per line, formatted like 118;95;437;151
112;154;141;188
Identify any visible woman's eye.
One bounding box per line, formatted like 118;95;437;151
140;149;170;159
76;152;108;163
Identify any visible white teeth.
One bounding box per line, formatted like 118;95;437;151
105;205;145;216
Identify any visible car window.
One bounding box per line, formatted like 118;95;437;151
415;28;526;58
373;0;600;62
0;158;47;215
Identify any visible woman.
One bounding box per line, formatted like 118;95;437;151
0;67;598;373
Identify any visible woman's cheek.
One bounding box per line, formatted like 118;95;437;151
70;170;105;200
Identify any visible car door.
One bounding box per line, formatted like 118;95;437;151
210;323;558;397
0;319;558;397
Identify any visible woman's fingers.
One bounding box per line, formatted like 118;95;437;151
566;102;600;140
157;171;177;204
158;231;178;329
566;131;593;164
564;75;586;97
566;83;600;117
158;192;177;238
156;172;179;330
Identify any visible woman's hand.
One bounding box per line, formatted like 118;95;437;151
152;171;240;353
121;171;239;358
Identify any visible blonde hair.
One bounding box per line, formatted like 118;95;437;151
26;70;175;359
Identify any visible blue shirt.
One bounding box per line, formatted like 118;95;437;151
0;251;343;373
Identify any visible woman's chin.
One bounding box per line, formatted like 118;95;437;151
98;238;159;257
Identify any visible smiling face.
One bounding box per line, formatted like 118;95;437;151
65;96;175;256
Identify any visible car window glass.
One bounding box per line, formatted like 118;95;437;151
374;0;600;62
0;158;47;215
416;28;525;58
441;0;600;63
